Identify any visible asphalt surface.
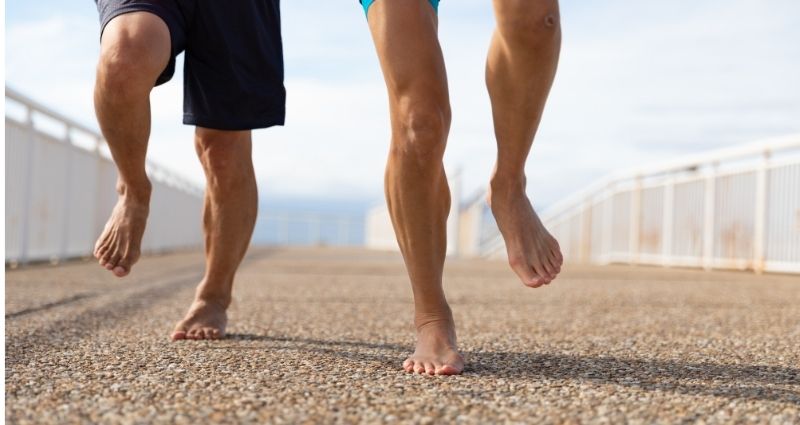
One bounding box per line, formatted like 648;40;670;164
5;247;800;424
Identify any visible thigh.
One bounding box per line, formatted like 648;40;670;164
95;0;188;85
183;0;286;131
366;0;449;104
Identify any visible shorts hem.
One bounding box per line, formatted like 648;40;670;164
99;4;173;40
183;113;286;131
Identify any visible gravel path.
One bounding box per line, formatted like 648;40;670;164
5;247;800;424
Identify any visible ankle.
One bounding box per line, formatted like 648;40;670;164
490;173;526;196
414;304;454;331
194;286;232;309
117;179;152;205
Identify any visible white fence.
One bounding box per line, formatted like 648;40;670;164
5;87;204;265
483;135;800;274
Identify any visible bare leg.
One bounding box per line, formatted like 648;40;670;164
367;0;463;375
486;0;564;287
171;128;258;340
93;13;171;277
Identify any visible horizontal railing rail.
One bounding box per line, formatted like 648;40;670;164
5;86;203;196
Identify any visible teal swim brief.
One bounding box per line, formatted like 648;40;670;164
360;0;439;16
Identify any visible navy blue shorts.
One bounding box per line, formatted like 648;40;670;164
95;0;286;130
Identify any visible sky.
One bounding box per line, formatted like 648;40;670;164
6;0;800;211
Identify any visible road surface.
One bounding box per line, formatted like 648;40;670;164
5;247;800;423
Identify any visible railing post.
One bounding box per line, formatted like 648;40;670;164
59;126;75;262
580;198;591;263
703;163;718;270
662;177;675;267
629;177;642;265
19;106;36;265
753;151;770;273
602;184;614;264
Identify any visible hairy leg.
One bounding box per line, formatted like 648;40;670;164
93;12;171;277
172;128;258;340
367;0;463;375
486;0;563;287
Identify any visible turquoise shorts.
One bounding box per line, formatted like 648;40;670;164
360;0;439;16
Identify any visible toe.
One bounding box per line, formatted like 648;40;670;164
203;328;215;340
532;258;553;280
538;252;557;278
102;252;120;270
539;261;555;281
414;363;426;374
94;234;110;257
524;270;545;288
114;257;133;277
531;260;552;282
402;359;414;372
436;364;462;375
209;329;221;339
552;253;563;271
112;265;129;277
546;255;561;277
94;245;105;260
551;243;564;264
97;248;110;266
424;362;436;376
171;329;187;341
509;255;543;287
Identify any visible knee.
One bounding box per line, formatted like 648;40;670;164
391;97;451;169
195;129;252;188
96;17;169;98
496;0;560;46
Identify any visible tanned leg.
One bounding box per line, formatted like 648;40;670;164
486;0;564;287
367;0;463;375
93;12;171;277
172;128;258;340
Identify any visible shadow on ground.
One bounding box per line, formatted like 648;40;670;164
222;334;799;405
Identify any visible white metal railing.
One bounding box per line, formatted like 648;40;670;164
5;86;204;265
482;135;800;274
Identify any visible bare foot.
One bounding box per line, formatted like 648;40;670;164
171;298;228;341
488;178;563;287
403;311;464;376
93;188;150;278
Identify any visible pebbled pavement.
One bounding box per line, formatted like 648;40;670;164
5;247;800;424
